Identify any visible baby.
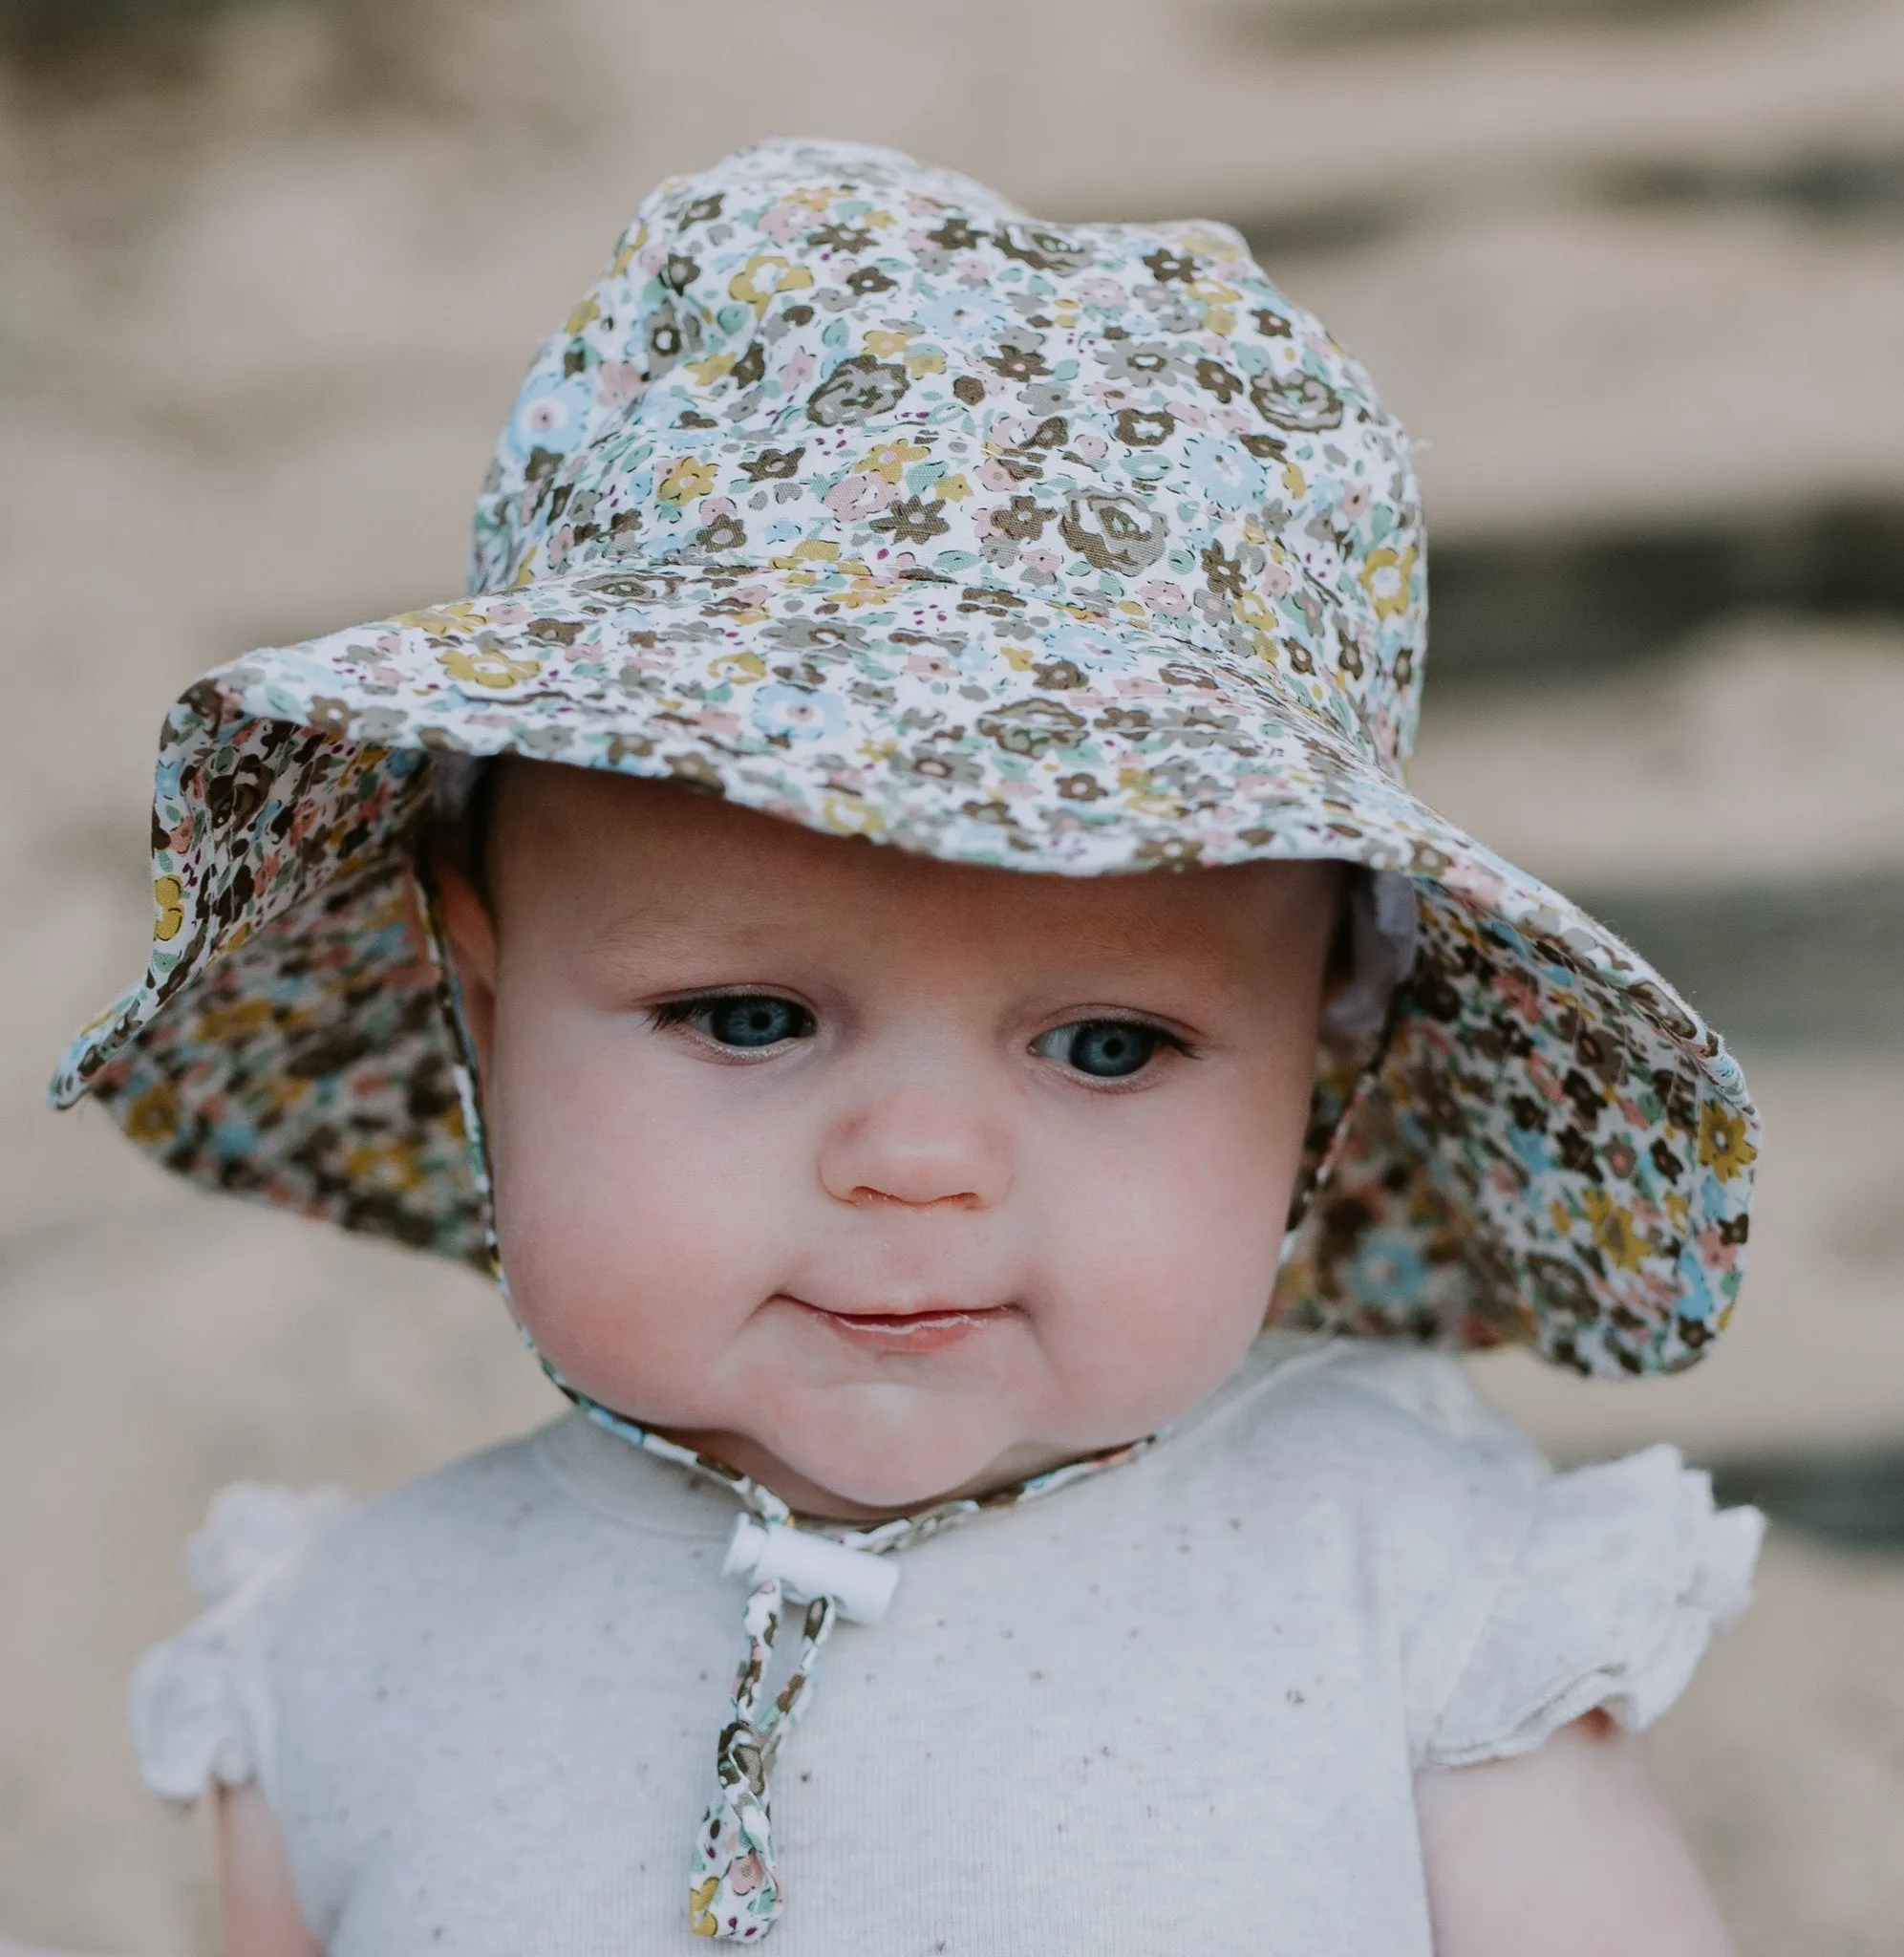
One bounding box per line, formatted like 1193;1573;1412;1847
55;140;1761;1954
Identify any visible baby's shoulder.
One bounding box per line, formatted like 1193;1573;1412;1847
1187;1337;1761;1767
1208;1335;1547;1528
128;1424;574;1802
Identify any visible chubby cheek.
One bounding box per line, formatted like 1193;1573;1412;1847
1028;1082;1302;1438
481;1002;802;1422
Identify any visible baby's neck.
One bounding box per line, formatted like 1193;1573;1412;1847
653;1424;1100;1523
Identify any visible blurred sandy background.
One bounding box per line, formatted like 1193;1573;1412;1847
3;1;1902;1948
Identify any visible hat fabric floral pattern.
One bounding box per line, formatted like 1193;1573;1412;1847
52;139;1755;1378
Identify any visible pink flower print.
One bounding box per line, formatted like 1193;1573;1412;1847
702;496;738;522
905;651;954;682
991;416;1032;449
824;473;898;521
1138;580;1189;615
759;203;809;246
546;525;576;567
1077;277;1126;306
1020;548;1060;577
1338;484;1372;523
780;349;817;394
971;506;996;537
482;602;532;628
729;1852;768;1897
695;706;741;740
1071;428;1108;462
1261;561;1293;598
1695;1225;1742;1277
597;361;645;409
977;458;1020;491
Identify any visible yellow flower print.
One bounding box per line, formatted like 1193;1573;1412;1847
863;437;929;484
565;293;601;335
821;792;886;838
933;473;972;501
1360;545;1417;622
1698;1104;1757;1180
685;352;738;386
438;646;544;690
124;1082;180;1145
839;576;901;609
609;223;649;278
1280;462;1307;499
1581;1188;1647;1273
345;1139;424;1194
728;254;814;316
905;347;947;377
396;599;490;635
660;457;717;503
198;998;273;1042
689;1878;719;1938
1117;766;1178;817
864;329;914;359
153;874;185;943
709;651;768;683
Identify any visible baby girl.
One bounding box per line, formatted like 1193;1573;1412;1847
54;140;1760;1953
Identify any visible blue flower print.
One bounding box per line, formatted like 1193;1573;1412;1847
751;683;845;743
1182;432;1265;511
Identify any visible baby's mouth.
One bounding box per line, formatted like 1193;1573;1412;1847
781;1294;1016;1354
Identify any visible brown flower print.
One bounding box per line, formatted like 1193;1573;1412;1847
1250;369;1344;432
1059;490;1167;575
806;355;910;426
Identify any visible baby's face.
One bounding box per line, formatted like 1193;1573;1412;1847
440;763;1337;1517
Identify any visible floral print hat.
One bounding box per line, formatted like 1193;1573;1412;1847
53;138;1756;1378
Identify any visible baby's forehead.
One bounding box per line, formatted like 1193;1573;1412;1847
488;758;1334;964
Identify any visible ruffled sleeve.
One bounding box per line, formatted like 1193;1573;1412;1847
129;1482;353;1802
1423;1445;1762;1770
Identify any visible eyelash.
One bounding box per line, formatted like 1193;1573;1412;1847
648;994;816;1047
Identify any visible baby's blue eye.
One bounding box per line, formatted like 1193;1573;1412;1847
663;995;815;1048
1035;1020;1163;1079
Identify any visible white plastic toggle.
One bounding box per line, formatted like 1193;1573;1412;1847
722;1516;900;1625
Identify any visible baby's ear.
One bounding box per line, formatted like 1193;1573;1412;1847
429;845;500;1069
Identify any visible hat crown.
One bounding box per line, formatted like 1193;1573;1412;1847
471;140;1427;771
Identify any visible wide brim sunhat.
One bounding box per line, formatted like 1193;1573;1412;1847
52;138;1755;1379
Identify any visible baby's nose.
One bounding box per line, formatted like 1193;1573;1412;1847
816;1086;1013;1212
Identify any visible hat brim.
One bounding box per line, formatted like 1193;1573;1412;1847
53;560;1755;1376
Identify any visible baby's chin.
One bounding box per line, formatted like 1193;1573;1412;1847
745;1388;1084;1518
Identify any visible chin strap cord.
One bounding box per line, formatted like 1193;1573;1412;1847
553;1367;1153;1942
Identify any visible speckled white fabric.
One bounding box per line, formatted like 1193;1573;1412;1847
132;1337;1760;1955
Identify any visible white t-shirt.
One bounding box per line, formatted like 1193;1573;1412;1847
132;1337;1759;1955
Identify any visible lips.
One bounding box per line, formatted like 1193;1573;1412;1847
781;1295;1014;1354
